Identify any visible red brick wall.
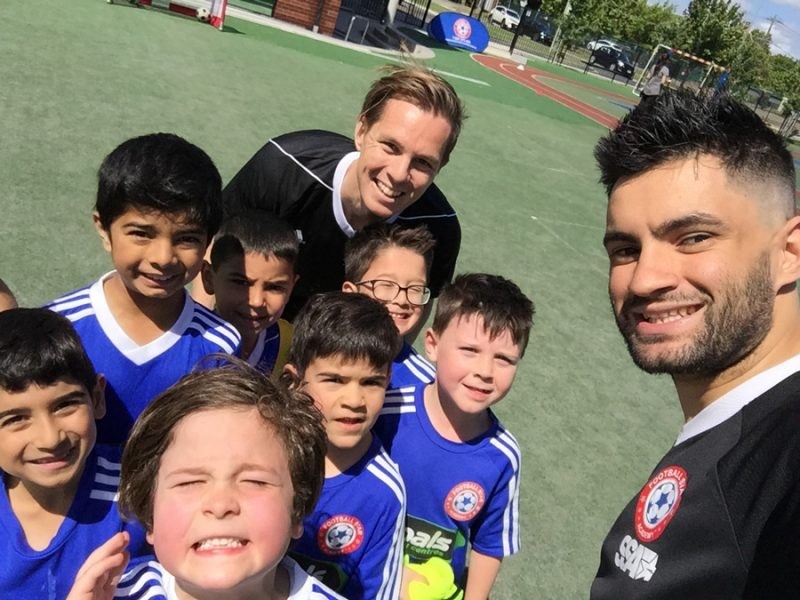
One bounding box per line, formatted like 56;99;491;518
273;0;342;36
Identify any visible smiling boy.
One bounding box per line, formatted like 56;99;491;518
343;223;437;390
374;274;535;600
68;360;342;600
47;134;240;444
0;308;147;599
285;292;407;599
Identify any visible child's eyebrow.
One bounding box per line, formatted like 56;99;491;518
0;391;87;417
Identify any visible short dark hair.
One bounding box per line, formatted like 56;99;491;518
288;292;401;377
432;274;535;357
95;133;223;236
119;358;326;530
210;210;299;270
360;65;466;166
0;308;97;394
344;223;436;282
594;91;796;215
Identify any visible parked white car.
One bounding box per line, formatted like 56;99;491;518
490;6;521;30
587;39;622;52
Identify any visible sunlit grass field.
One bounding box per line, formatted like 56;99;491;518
1;1;683;597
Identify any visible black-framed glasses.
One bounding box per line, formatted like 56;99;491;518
355;279;431;306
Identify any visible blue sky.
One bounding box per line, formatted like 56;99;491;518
651;0;800;59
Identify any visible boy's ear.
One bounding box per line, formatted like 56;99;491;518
91;374;107;420
424;328;439;363
92;212;112;253
342;281;358;294
146;531;154;546
200;260;216;295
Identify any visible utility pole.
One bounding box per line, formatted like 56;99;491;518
766;16;783;36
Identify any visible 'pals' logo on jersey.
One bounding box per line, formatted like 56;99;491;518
634;465;687;543
452;18;472;40
444;481;485;521
317;515;364;555
405;515;464;560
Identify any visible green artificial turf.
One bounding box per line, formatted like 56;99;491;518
1;2;679;597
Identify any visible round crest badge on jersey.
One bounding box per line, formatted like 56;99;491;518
452;17;472;40
634;465;688;543
445;481;486;521
317;515;365;555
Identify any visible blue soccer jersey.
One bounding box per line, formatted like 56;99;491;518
0;445;149;599
245;319;292;377
47;273;240;444
373;385;522;587
115;556;346;599
388;342;435;391
290;436;406;600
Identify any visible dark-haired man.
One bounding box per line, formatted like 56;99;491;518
195;66;464;332
591;91;800;597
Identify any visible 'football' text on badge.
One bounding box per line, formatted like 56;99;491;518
634;465;688;543
317;515;365;555
444;481;486;521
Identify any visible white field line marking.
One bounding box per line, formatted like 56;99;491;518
530;216;607;274
369;52;491;86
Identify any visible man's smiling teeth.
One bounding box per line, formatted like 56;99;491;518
195;538;245;550
642;306;698;323
375;180;402;198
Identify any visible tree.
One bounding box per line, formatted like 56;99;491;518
766;54;800;110
676;0;746;60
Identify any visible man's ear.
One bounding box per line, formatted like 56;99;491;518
424;328;439;363
342;281;358;293
200;260;216;295
92;212;112;253
91;374;107;420
775;215;800;290
354;116;368;151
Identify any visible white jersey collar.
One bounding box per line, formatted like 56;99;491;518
675;353;800;445
90;271;193;366
332;152;359;237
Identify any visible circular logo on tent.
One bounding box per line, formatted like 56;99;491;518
453;18;472;40
445;481;485;521
634;466;687;542
318;515;364;555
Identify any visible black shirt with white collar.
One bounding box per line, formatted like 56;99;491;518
222;130;461;320
591;356;800;599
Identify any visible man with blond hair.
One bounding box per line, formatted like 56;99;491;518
197;66;465;330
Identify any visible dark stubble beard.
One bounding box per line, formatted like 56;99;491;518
614;253;775;376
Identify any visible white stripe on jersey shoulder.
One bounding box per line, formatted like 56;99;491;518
367;452;406;504
491;428;522;471
381;387;417;415
47;288;94;320
190;305;240;353
402;353;436;384
269;138;334;192
97;455;121;471
115;560;168;598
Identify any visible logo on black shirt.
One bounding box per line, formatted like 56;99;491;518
634;465;688;542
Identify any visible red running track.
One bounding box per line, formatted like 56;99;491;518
473;54;620;129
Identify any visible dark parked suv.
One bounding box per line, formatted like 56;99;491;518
588;45;635;78
520;13;555;46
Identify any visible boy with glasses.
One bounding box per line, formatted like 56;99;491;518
343;224;437;391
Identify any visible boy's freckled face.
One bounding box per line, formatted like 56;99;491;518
95;208;208;301
301;356;388;457
203;252;296;345
0;378;102;492
344;246;427;337
425;314;521;414
148;408;300;597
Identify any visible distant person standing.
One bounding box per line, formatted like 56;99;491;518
714;66;731;97
640;53;670;105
